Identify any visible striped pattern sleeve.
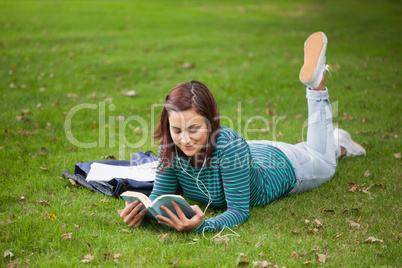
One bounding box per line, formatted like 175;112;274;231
194;137;251;233
149;166;178;201
149;148;178;201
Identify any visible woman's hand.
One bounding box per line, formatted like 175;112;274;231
155;201;204;232
120;200;147;228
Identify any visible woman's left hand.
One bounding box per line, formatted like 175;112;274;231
155;201;204;232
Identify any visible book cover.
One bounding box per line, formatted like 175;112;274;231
120;191;196;221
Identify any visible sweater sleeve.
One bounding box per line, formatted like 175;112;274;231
194;137;251;233
149;149;178;201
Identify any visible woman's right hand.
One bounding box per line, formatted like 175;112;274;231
120;200;147;228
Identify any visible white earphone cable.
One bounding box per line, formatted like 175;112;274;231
175;146;212;214
174;144;241;240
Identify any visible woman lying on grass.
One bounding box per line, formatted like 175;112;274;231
120;32;366;232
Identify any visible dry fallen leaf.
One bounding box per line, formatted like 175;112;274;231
304;219;310;224
80;254;94;263
364;170;371;177
252;260;271;267
361;184;374;194
68;179;77;186
291;251;299;259
276;132;283;138
303;260;312;264
364;237;383;243
317;253;326;263
35;200;50;205
348;220;361;228
134;126;143;134
315;219;322;228
182;62;195;69
86;242;92;252
335;233;343;239
40;166;51;172
16;113;30;122
16;130;34;136
324;209;335;213
255;242;262;248
113;252;121;263
1;219;15;226
349;184;358;192
159;233;169;242
36;103;44;111
4;250;14;258
67;93;79;99
61;233;75;240
121;90;137;97
394;153;401;159
214;235;230;245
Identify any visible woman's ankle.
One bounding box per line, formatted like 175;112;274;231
340;146;347;157
311;75;326;91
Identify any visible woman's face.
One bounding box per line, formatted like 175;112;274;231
168;108;208;158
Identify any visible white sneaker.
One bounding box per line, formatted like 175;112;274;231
334;128;366;157
300;32;330;89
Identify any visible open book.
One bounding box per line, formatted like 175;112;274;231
120;191;196;221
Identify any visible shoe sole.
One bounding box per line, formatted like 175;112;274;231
300;32;327;84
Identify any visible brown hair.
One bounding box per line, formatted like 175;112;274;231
153;81;220;173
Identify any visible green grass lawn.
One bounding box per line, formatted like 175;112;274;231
1;0;401;267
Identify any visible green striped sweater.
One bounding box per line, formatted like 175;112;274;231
150;125;296;232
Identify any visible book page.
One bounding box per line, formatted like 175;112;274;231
120;191;152;207
86;161;158;182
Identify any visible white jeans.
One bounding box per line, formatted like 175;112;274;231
248;88;341;194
